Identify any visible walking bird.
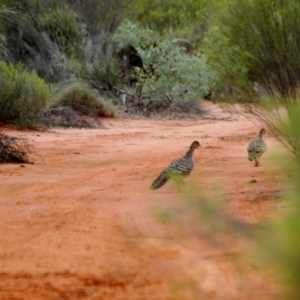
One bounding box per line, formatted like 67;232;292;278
247;128;267;167
150;141;200;190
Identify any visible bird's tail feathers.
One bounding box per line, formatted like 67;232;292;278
150;171;169;190
151;169;185;190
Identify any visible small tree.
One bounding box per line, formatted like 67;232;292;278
112;21;212;112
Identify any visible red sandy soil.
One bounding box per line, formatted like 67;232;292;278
0;102;288;300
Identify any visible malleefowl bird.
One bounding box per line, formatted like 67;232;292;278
247;128;267;167
151;141;200;190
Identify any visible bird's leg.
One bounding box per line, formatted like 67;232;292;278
255;158;261;167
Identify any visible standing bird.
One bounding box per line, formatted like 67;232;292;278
247;128;267;167
151;141;200;190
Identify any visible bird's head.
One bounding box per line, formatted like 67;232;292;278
190;141;201;150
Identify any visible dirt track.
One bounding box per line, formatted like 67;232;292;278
0;102;286;299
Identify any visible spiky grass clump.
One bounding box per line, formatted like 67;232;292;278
51;83;116;117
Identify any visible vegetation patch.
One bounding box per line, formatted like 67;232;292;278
0;62;49;128
39;107;102;129
0;132;32;163
110;22;210;114
38;82;116;128
50;83;116;118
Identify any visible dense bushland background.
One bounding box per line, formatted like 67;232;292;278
1;0;299;121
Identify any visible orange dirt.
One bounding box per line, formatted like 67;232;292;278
0;102;287;300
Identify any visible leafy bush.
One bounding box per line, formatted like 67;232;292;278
204;0;300;103
113;22;212;112
203;25;256;102
112;21;153;49
0;61;49;128
50;83;116;117
217;0;300;101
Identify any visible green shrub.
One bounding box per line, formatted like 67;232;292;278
0;61;49;128
203;0;300;102
51;83;116;117
218;0;300;101
203;25;256;102
112;22;213;113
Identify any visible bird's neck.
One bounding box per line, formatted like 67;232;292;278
185;148;194;159
259;132;264;140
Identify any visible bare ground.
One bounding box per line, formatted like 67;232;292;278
0;102;288;300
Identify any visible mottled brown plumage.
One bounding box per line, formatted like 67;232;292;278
247;128;267;166
151;141;200;190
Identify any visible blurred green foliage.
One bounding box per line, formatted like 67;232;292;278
257;109;300;298
260;195;300;297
